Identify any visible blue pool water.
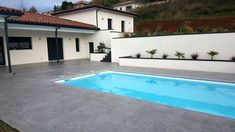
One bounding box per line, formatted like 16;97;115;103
57;71;235;119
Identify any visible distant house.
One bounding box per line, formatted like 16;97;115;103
73;0;89;9
0;5;136;66
113;0;144;12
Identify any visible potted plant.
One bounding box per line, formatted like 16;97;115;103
175;51;185;59
97;42;106;53
231;56;235;62
207;51;219;60
162;54;168;59
136;53;141;58
146;49;157;58
191;53;199;60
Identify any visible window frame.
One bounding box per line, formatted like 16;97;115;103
8;37;32;50
126;6;132;11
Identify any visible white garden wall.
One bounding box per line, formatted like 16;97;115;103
111;33;235;63
90;53;106;61
119;58;235;73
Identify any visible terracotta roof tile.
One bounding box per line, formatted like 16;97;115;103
0;6;23;15
8;12;99;30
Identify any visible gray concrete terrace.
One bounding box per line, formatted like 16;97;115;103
0;59;235;132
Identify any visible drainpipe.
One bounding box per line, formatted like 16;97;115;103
96;8;100;27
55;27;60;63
3;16;12;73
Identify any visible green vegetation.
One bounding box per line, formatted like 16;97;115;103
207;51;219;60
54;1;74;11
175;51;185;59
97;42;106;53
146;49;157;58
135;0;235;23
162;54;168;59
0;120;19;132
231;56;235;61
91;0;120;6
191;53;199;60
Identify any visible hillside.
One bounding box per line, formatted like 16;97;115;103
134;0;235;23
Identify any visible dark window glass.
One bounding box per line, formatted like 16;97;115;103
126;6;132;11
76;38;80;52
9;37;32;50
108;18;112;30
121;21;125;32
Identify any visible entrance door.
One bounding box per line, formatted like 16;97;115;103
0;37;5;65
47;38;64;61
89;42;94;53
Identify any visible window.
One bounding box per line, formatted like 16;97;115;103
75;38;80;52
121;21;125;32
126;6;132;11
108;18;112;30
9;37;32;50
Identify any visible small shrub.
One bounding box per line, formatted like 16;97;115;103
97;42;106;53
175;51;185;59
162;54;169;59
177;24;194;33
146;49;157;58
207;51;219;60
191;53;199;60
123;32;130;38
231;56;235;62
197;26;212;33
136;53;141;58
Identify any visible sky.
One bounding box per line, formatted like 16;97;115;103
0;0;89;12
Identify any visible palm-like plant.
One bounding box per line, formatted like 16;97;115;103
146;49;157;58
97;42;106;53
175;51;185;59
207;51;219;60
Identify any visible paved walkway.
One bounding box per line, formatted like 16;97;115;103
0;59;235;132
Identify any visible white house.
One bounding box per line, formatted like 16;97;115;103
112;1;143;12
0;5;136;68
52;5;136;49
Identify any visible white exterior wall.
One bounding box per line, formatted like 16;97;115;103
85;30;124;51
57;9;134;33
111;33;235;63
119;58;235;73
57;10;97;26
98;10;134;32
0;29;91;65
114;3;141;11
90;53;106;61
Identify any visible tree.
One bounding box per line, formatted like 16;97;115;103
61;0;74;10
91;0;120;6
54;5;61;11
29;6;38;13
207;51;219;60
146;49;157;58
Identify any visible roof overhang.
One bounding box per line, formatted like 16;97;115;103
0;10;23;16
0;23;98;34
52;5;137;17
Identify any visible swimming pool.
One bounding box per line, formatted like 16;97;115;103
57;71;235;119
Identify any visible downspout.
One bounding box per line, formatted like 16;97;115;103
55;27;61;63
3;16;12;73
96;8;100;27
